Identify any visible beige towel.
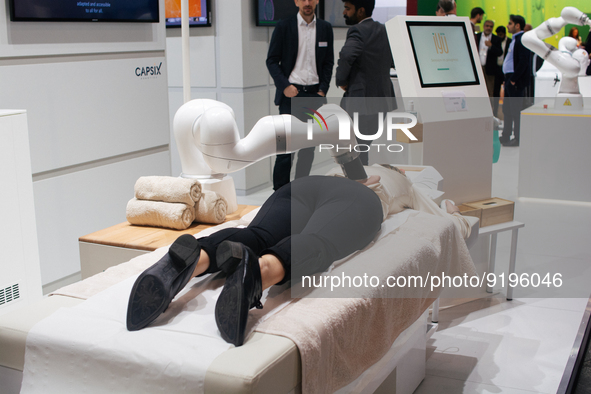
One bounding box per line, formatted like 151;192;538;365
134;176;202;205
194;190;228;224
126;198;194;230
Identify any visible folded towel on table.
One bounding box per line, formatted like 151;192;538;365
126;198;194;230
194;190;228;224
134;176;202;205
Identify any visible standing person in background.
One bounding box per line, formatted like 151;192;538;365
266;0;334;191
586;34;591;75
336;0;396;165
435;4;445;16
501;14;531;147
470;7;485;33
568;27;583;47
493;25;511;117
438;0;456;16
476;20;502;99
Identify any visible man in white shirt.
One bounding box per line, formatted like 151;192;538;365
266;0;334;190
500;14;532;146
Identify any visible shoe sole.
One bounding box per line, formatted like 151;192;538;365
215;271;249;346
127;252;195;331
215;241;249;346
127;273;170;331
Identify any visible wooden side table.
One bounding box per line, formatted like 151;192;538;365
78;205;259;279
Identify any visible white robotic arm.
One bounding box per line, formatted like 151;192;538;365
522;7;591;107
175;99;367;180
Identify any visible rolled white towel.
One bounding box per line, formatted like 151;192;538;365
134;176;202;205
194;190;228;224
126;198;195;230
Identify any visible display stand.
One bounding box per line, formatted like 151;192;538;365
385;16;494;302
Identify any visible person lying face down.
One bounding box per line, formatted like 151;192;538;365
126;166;469;347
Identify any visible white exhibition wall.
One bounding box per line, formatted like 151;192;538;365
0;0;171;289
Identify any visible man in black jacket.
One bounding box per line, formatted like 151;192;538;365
493;26;511;117
266;0;334;190
475;20;503;98
501;14;531;146
336;0;395;165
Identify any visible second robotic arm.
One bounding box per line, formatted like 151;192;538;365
522;7;591;95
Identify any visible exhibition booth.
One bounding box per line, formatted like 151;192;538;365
1;0;591;393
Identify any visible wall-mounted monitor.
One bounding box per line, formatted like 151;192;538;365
165;0;211;28
255;0;300;26
9;0;159;22
321;0;407;28
406;21;480;88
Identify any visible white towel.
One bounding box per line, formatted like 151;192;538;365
134;176;202;205
126;198;194;230
194;190;228;224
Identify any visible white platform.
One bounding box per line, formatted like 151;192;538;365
518;101;591;202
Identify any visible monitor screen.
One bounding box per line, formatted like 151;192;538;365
165;0;211;28
406;21;480;88
256;0;299;26
9;0;159;22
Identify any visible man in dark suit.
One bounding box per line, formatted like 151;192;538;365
266;0;334;191
475;20;503;98
493;25;511;117
336;0;395;165
501;14;531;147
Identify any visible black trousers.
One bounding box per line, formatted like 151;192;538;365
502;74;526;142
492;71;504;117
273;89;326;191
198;176;383;284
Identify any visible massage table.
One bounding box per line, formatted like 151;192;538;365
0;167;478;394
0;294;433;394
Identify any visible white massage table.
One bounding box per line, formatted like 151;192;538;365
0;167;478;394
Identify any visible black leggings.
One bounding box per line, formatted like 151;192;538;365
198;176;383;284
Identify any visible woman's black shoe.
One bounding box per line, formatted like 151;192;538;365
215;241;263;346
126;234;201;331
